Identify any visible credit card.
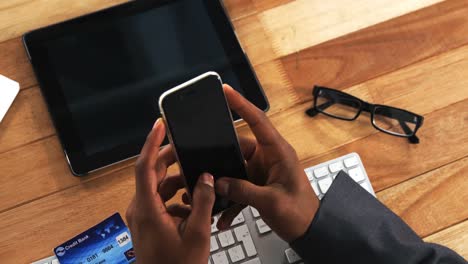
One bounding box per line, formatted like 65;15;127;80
54;213;135;264
0;74;20;123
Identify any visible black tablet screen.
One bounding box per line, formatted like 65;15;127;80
43;0;243;156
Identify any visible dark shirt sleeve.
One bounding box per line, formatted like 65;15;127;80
290;171;466;264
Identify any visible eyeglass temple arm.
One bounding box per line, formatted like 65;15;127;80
306;100;335;117
397;119;419;144
307;97;371;116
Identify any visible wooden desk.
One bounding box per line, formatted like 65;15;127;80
0;0;467;262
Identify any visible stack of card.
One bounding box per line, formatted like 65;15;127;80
0;74;20;123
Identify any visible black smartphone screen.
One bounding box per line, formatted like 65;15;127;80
161;73;248;214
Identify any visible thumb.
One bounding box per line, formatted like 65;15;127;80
185;173;215;240
215;177;269;210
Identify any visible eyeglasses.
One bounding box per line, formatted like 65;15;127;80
306;86;424;144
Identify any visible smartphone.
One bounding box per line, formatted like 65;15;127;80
159;72;248;215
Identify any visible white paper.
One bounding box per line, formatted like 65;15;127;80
0;74;20;122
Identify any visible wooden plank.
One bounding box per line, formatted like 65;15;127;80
0;38;35;90
424;220;468;259
224;0;258;21
353;46;468;115
228;0;450;69
0;136;136;212
2;42;468;212
260;0;443;58
253;60;299;113
282;0;468;101
232;14;279;66
223;0;294;21
301;99;468;192
0;136;79;211
0;88;54;154
377;157;468;237
0;0;129;43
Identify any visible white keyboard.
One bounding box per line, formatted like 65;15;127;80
32;153;374;264
31;256;58;264
306;152;375;199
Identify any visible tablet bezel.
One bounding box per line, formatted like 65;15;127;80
23;0;269;176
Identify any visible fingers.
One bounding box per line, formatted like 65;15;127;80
182;192;191;205
215;177;269;210
159;174;186;202
238;136;257;161
224;85;279;146
125;196;136;228
155;145;177;179
185;173;215;240
217;204;245;230
135;118;166;199
166;204;191;219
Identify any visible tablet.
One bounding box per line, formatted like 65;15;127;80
23;0;268;176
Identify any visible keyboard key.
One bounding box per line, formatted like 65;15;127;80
360;182;372;193
344;156;359;168
228;245;246;263
211;216;219;233
231;212;245;226
256;219;271;234
210;235;219;252
310;181;320;196
241;257;261;264
314;166;329;178
318;177;333;194
304;169;314;181
348;167;365;182
285;248;302;263
234;225;257;257
218;230;235;248
250;207;260;218
31;256;59;264
329;161;344;173
212;251;229;264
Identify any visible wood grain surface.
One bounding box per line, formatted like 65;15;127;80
425;220;468;258
0;0;466;263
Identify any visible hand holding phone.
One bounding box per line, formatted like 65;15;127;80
215;85;319;243
127;118;215;264
159;72;248;215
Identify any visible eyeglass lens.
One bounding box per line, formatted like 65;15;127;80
373;106;417;136
316;90;361;120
